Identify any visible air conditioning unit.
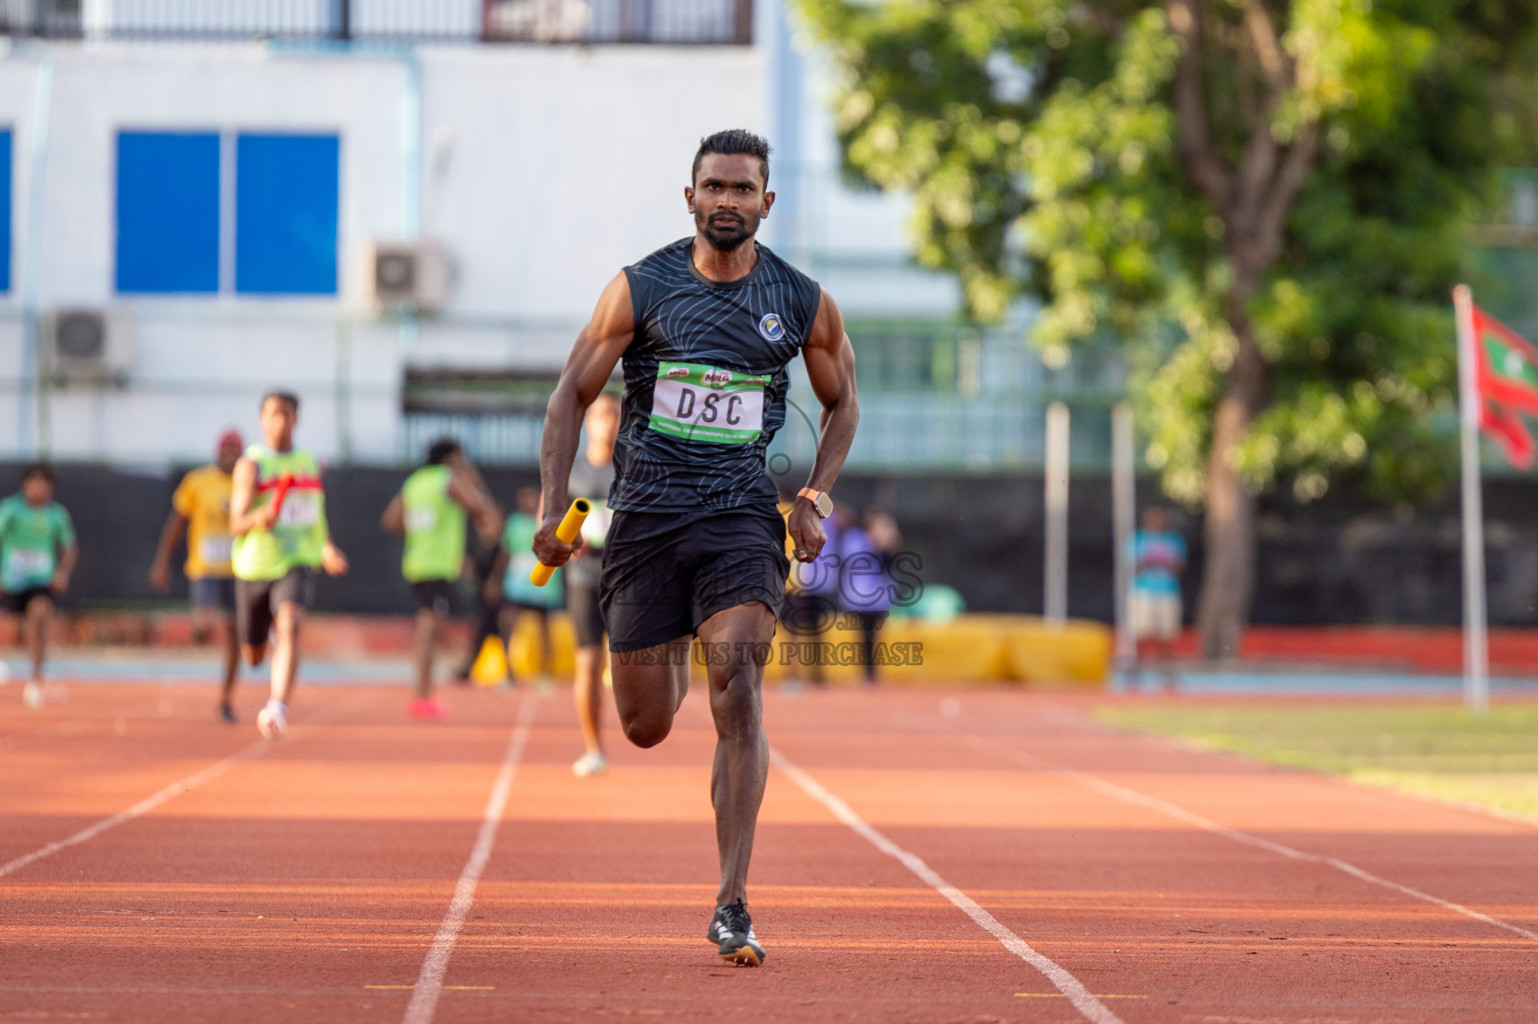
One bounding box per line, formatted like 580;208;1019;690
362;240;452;314
42;308;134;385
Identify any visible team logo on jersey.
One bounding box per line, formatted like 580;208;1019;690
758;313;785;342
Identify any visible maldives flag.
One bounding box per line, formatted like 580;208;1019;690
1473;306;1538;469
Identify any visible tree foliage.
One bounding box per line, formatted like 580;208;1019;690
797;0;1538;509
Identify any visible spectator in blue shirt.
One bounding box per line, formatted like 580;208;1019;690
1130;506;1186;688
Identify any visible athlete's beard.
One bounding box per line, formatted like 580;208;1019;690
698;209;757;252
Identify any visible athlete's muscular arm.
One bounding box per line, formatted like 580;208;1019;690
380;493;406;536
148;511;189;591
318;473;349;577
789;288;860;562
53;541;78;595
533;271;635;568
228;457;275;536
448;468;504;545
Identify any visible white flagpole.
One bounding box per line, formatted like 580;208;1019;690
1043;402;1070;626
1453;284;1489;714
1111;403;1136;669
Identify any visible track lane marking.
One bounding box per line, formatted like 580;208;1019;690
961;733;1538;943
0;744;268;879
771;748;1126;1024
402;691;538;1024
0;690;371;880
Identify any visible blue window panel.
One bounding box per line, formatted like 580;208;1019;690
115;132;221;294
0;130;11;292
235;133;339;295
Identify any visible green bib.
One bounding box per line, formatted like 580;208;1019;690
401;465;466;583
232;445;327;581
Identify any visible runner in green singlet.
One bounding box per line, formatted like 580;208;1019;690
229;391;349;740
381;437;502;721
0;463;78;708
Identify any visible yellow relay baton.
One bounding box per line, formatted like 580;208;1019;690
529;498;591;587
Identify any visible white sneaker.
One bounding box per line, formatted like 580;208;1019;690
22;681;43;709
572;751;607;777
256;701;288;740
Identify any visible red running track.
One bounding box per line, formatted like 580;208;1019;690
1;680;1534;1023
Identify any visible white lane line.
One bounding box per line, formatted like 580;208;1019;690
771;747;1125;1024
402;692;539;1024
0;690;372;880
961;734;1538;943
0;740;270;879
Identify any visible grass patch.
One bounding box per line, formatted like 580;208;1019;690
1094;703;1538;821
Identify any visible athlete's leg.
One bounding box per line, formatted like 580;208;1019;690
218;608;238;706
25;593;54;684
190;605;212;646
455;590;500;680
238;579;271;668
574;643;605;756
496;603;519;683
534;609;552;680
412;607;439;700
610;637;691;748
269;601;304;705
696;601;775;906
857;611;880;684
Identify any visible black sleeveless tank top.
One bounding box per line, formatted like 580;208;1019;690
608;237;822;513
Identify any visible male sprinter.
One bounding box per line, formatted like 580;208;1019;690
534;129;858;966
381;437;502;720
0;464;77;708
566;392;619;777
149;430;245;722
229;391;349;739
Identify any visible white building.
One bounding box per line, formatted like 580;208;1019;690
0;0;1095;471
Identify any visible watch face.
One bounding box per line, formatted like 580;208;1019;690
814;492;834;518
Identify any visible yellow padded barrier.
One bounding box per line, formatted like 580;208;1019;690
472;612;1109;688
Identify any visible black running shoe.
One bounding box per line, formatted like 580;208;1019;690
218;702;237;725
706;901;765;966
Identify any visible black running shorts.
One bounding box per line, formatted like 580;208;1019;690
411;579;456;617
236;567;315;647
600;507;790;653
1;586;53;616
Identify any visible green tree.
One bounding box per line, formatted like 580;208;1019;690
798;0;1538;655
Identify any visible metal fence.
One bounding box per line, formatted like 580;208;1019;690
401;393;1122;474
401;324;1128;472
0;0;752;44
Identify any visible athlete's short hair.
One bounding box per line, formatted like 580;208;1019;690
426;438;462;466
692;129;771;188
261;389;300;412
20;462;55;485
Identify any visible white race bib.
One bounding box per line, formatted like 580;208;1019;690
405;507;438;532
649;361;770;445
199;535;233;565
277;492;320;528
5;550;52;577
